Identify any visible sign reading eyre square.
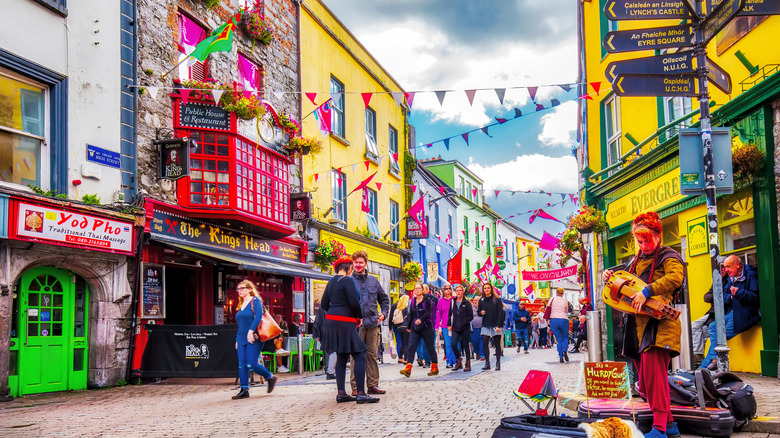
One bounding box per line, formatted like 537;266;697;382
603;25;694;53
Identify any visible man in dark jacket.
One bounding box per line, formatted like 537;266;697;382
513;302;531;354
700;255;760;369
350;250;390;395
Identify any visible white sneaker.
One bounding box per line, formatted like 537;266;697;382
276;348;290;355
277;365;289;373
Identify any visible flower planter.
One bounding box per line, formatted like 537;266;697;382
576;226;593;234
300;145;311;156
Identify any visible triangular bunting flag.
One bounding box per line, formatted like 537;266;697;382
392;153;399;163
472;188;477;198
590;82;602;95
273;91;285;100
305;92;317;105
351;164;357;173
527;86;538;101
364;161;370;171
394;184;400;191
514;108;522;118
375;183;382;191
462;132;469;145
426;143;432;148
404;92;415;107
465;89;477;105
494;88;506;105
581;93;593;100
495;117;507;124
314;173;319;183
410;185;417;193
443;138;450;150
391;92;403;107
481;127;492;137
435;90;447;106
569;194;577;202
439;186;446;196
536;104;545;111
561;194;566;201
551;98;561;107
179;89;191;105
361;92;373;108
559;84;572;92
211;89;223;104
147;86;159;101
494;190;501;197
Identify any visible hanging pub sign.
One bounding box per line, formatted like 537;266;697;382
406;217;427;239
495;246;505;259
290;193;311;221
158;138;191;181
141;263;165;319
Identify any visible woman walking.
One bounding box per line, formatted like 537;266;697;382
389;295;410;364
232;280;277;399
478;283;505;371
549;287;572;363
447;284;474;371
320;256;379;404
538;311;549;348
531;315;540;349
400;283;439;377
470;296;485;360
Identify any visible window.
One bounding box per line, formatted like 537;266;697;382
459;176;465;197
604;95;621;168
466;259;470;278
434;204;440;237
486;229;491;255
0;70;48;187
720;192;755;253
366;188;380;238
330;77;345;137
448;212;453;242
331;168;347;226
365;107;379;160
464;216;469;245
178;13;207;81
476;222;480;249
237;53;260;93
388;125;399;173
716;16;766;55
661;96;692;142
390;200;399;242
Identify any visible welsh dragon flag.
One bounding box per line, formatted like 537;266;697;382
189;11;243;61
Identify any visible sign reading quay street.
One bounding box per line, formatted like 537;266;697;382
702;0;745;45
606;52;694;82
604;0;694;20
603;25;694;53
613;74;697;97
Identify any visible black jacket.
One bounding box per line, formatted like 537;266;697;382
447;298;474;332
478;296;505;329
406;294;434;332
513;308;531;330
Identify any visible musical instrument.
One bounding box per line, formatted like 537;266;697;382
602;271;680;320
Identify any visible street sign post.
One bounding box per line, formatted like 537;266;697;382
606;52;695;82
603;25;694;53
702;0;745;45
604;0;694;20
612;74;697;97
706;57;732;94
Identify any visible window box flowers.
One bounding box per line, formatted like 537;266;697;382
276;110;301;136
314;237;347;271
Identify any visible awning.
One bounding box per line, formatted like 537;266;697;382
153;240;333;281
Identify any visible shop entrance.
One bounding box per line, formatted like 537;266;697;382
164;266;199;324
10;267;89;397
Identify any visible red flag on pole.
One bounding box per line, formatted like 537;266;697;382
349;171;377;195
407;196;427;237
447;246;463;284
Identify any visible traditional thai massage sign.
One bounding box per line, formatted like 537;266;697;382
150;210;301;262
584;362;629;399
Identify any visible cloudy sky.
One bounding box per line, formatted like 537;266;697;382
322;0;581;237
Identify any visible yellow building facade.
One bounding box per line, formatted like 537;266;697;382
579;2;780;375
299;0;409;302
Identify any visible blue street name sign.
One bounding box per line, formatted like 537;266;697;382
605;0;694;20
612;74;697;97
606;52;694;83
86;144;121;169
603;25;694;53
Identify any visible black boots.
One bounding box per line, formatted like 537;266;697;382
482;360;491;370
452;358;463;371
232;388;249;399
563;351;570;363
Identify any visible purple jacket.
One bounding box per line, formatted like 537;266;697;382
434;297;451;330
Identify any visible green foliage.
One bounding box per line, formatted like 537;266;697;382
556;227;581;266
569;204;606;234
401;261;423;283
28;185;58;197
55;194;68;199
314;237;347;271
242;8;274;45
403;151;417;211
138;87;146;95
731;136;765;186
81;194;101;205
221;95;266;120
143;69;154;77
203;0;221;9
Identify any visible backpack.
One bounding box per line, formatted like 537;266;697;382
665;369;757;430
392;307;404;325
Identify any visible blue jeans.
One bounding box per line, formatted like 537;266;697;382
441;329;456;366
417;340;431;364
237;341;272;389
550;318;570;359
392;328;403;359
515;327;529;351
470;329;484;358
701;311;736;369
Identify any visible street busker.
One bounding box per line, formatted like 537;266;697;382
513;301;531;354
548;287;572;363
603;212;684;438
400;283;440;378
232;279;277;399
447;284;474;371
478;283;505;371
435;284;456;368
320;256;379;404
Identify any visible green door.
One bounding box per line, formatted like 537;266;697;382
12;267;89;396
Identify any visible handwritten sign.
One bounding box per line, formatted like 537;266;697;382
14;202;134;254
142;264;165;319
179;102;230;131
584;362;629;399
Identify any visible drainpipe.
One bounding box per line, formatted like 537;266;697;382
295;0;304;193
126;222;146;383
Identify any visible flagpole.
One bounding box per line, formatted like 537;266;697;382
301;98;332;121
161;55;194;79
382;212;409;240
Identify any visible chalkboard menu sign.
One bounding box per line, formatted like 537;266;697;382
584;361;629;399
180;102;230;131
142;263;166;319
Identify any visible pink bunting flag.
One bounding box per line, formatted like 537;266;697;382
536;104;545;111
375;182;382;191
305;92;317;105
361;92;373;108
580;93;593;100
590;82;602;95
481;240;485;247
527;86;538;101
481;225;485;231
439;186;446;196
426;143;433;148
361;188;371;213
539;231;560;251
410;185;417;193
472;188;477;198
179;89;191;105
462;132;469;145
465;89;477;105
364;160;370;171
462;230;466;235
242;90;253;100
393;153;399;163
404;92;415;107
494;190;500;197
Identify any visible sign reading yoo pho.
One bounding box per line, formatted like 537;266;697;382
584;361;629;399
14;202;134;255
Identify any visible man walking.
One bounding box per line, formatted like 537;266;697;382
350;250;390;396
513;301;531;354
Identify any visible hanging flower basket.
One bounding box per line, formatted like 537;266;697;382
276;110;301;137
569;204;607;234
401;261;423;284
241;8;275;46
221;93;267;120
556;227;581;267
286;136;322;157
731;136;764;187
314;237;346;271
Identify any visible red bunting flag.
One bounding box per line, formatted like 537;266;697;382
305;92;317;105
465;89;477;105
361;188;370;213
179;89;191;105
393;153;399;163
364;160;370;171
361;92;373;108
496;117;508;124
590;82;602;95
494;190;500;197
375;182;382;191
314;173;319;183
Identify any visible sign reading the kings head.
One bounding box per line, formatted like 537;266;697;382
151;211;301;261
180;103;230;131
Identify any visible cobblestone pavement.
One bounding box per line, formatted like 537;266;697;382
1;346;778;437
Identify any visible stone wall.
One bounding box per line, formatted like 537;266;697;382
136;0;301;200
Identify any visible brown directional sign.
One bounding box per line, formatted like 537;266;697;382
702;0;745;45
706;57;732;94
606;52;694;82
605;0;695;20
613;74;698;97
737;0;780;15
603;25;694;53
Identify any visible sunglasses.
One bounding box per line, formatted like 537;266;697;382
237;286;250;291
443;287;452;290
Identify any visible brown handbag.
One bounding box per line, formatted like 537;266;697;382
250;299;283;342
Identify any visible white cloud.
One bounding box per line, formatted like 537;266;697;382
468;154;578;193
538;100;578;148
